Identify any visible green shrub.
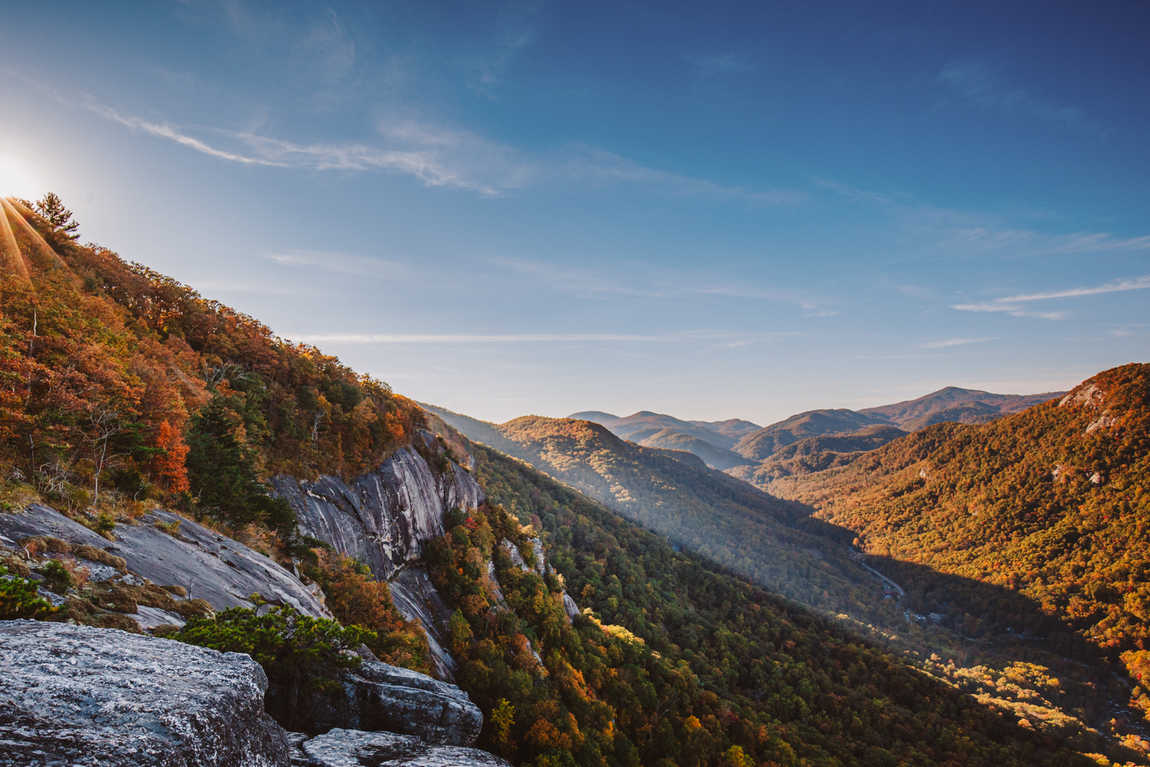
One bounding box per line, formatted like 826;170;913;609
0;564;58;619
173;603;372;731
38;559;73;594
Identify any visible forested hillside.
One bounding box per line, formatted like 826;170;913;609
0;196;421;548
454;443;1091;766
772;364;1150;732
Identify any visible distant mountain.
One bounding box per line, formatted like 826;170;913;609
569;409;757;470
578;388;1065;473
729;423;907;485
732;408;888;461
859;386;1065;431
429;390;1147;760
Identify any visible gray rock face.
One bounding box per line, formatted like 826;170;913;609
274;436;483;582
562;592;580;622
274;433;482;681
294;729;511;767
0;505;329;618
305;661;482;746
387;567;459;681
0;620;290;767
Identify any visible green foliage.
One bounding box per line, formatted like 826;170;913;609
0;564;58;619
453;414;898;622
37;558;72;594
174;603;371;730
185;395;295;535
301;549;431;673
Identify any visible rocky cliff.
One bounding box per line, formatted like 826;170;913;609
273;431;484;680
273;433;483;582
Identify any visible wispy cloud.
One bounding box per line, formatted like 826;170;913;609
686;52;753;78
95;106;284;166
998;274;1150;302
292;333;668;345
468;1;544;94
816;177;1150;263
291;329;798;346
951;303;1066;320
92;101;797;202
220;0;356;86
944;227;1150;257
938;58;1097;133
921;337;996;350
265;251;409;278
489;258;835;316
570;147;805;205
952;274;1150;320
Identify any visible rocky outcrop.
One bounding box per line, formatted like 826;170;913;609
0;620;290;767
302;659;483;746
274;434;483;581
0;505;328;619
562;592;581;622
292;729;511;767
274;432;482;680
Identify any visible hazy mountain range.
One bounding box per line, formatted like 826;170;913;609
571;387;1065;488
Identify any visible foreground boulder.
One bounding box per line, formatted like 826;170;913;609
0;620;290;766
292;729;511;767
300;659;483;746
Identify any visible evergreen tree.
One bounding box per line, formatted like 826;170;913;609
34;193;80;240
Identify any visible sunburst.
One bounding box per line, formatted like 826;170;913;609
0;150;42;200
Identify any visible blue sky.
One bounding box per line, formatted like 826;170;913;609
1;0;1148;424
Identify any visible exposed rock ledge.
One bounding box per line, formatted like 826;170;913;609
301;658;482;746
291;729;511;767
0;620;289;767
0;504;329;620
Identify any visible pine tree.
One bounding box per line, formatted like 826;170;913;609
34;193;79;240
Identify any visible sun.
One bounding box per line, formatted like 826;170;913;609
0;150;43;200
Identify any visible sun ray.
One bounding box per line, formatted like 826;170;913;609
0;198;30;283
7;198;62;268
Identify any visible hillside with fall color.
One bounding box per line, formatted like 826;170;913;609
0;196;422;543
771;364;1150;725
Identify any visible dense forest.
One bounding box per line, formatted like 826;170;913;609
772;365;1150;738
444;443;1091;766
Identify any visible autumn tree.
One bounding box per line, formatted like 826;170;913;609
152;419;190;493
